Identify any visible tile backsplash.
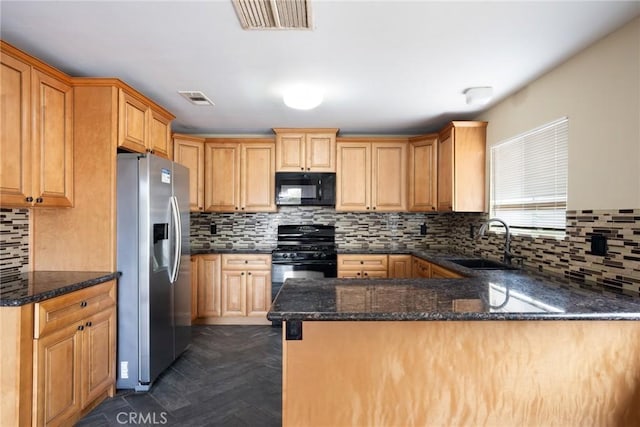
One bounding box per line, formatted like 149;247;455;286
0;208;30;277
1;205;638;293
191;207;640;293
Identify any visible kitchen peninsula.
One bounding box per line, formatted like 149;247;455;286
268;253;640;427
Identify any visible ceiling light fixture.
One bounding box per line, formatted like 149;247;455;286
283;85;323;110
178;90;215;106
464;87;493;105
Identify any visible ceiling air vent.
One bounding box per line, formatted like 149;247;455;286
232;0;312;30
178;91;215;106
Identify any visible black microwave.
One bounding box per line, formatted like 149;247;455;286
275;172;336;206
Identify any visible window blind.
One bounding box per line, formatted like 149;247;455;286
490;117;568;235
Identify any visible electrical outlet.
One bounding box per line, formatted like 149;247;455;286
210;223;217;235
420;223;427;235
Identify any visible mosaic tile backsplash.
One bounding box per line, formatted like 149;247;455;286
191;207;640;293
0;208;29;278
1;206;638;293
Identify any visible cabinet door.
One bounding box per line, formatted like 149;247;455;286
337;271;364;279
246;270;271;317
118;89;148;154
32;70;73;207
437;129;454;211
149;109;171;159
221;270;246;317
204;143;240;211
408;136;437;212
81;308;116;408
33;322;82;427
388;255;412;278
197;254;221;318
412;258;431;278
241;143;275;212
306;133;335;172
336;142;370;211
276;133;305;171
174;137;204;212
371;142;406;212
0;52;31;207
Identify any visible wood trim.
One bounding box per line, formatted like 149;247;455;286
71;77;175;119
0;40;72;84
0;304;34;427
273;128;339;134
193;316;271;325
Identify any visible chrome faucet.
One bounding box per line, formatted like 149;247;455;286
477;218;514;265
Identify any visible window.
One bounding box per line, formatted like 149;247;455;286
490;117;568;237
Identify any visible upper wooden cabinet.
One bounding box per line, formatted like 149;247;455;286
204;138;276;213
118;88;173;159
336;138;407;212
437;121;487;212
274;128;338;172
408;134;438;212
1;42;73;208
173;134;205;212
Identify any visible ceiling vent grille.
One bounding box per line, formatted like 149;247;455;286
232;0;311;30
178;91;215;106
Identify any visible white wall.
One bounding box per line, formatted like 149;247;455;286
478;17;640;210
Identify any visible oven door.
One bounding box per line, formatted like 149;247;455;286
271;260;337;300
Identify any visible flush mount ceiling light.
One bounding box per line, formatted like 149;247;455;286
464;86;493;105
178;91;215;106
232;0;312;30
283;85;323;110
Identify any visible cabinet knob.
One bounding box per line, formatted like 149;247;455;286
85;321;92;327
36;197;43;203
248;272;252;275
366;207;370;210
26;196;34;203
241;207;245;210
364;272;368;277
360;261;364;264
356;272;361;276
300;167;304;171
372;206;376;210
78;325;84;331
245;260;248;264
241;272;245;275
80;301;88;308
235;207;239;210
307;167;310;171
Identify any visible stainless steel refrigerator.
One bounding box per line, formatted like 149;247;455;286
116;153;191;391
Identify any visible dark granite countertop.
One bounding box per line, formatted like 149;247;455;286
192;248;274;255
268;252;640;321
0;271;120;307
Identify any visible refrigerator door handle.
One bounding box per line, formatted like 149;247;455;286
169;196;182;284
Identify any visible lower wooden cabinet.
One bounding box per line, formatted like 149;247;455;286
193;254;271;325
412;256;463;279
412;257;432;278
388;255;412;278
337;254;388;279
29;280;117;427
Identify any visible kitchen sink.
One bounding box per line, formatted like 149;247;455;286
446;258;519;270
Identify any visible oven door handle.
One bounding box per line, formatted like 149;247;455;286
272;261;337;266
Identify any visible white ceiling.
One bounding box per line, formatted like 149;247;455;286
2;1;639;136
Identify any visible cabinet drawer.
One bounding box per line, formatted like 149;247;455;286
431;264;463;279
338;255;388;271
221;254;271;270
34;280;116;339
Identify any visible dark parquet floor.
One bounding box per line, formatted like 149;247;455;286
77;325;282;427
